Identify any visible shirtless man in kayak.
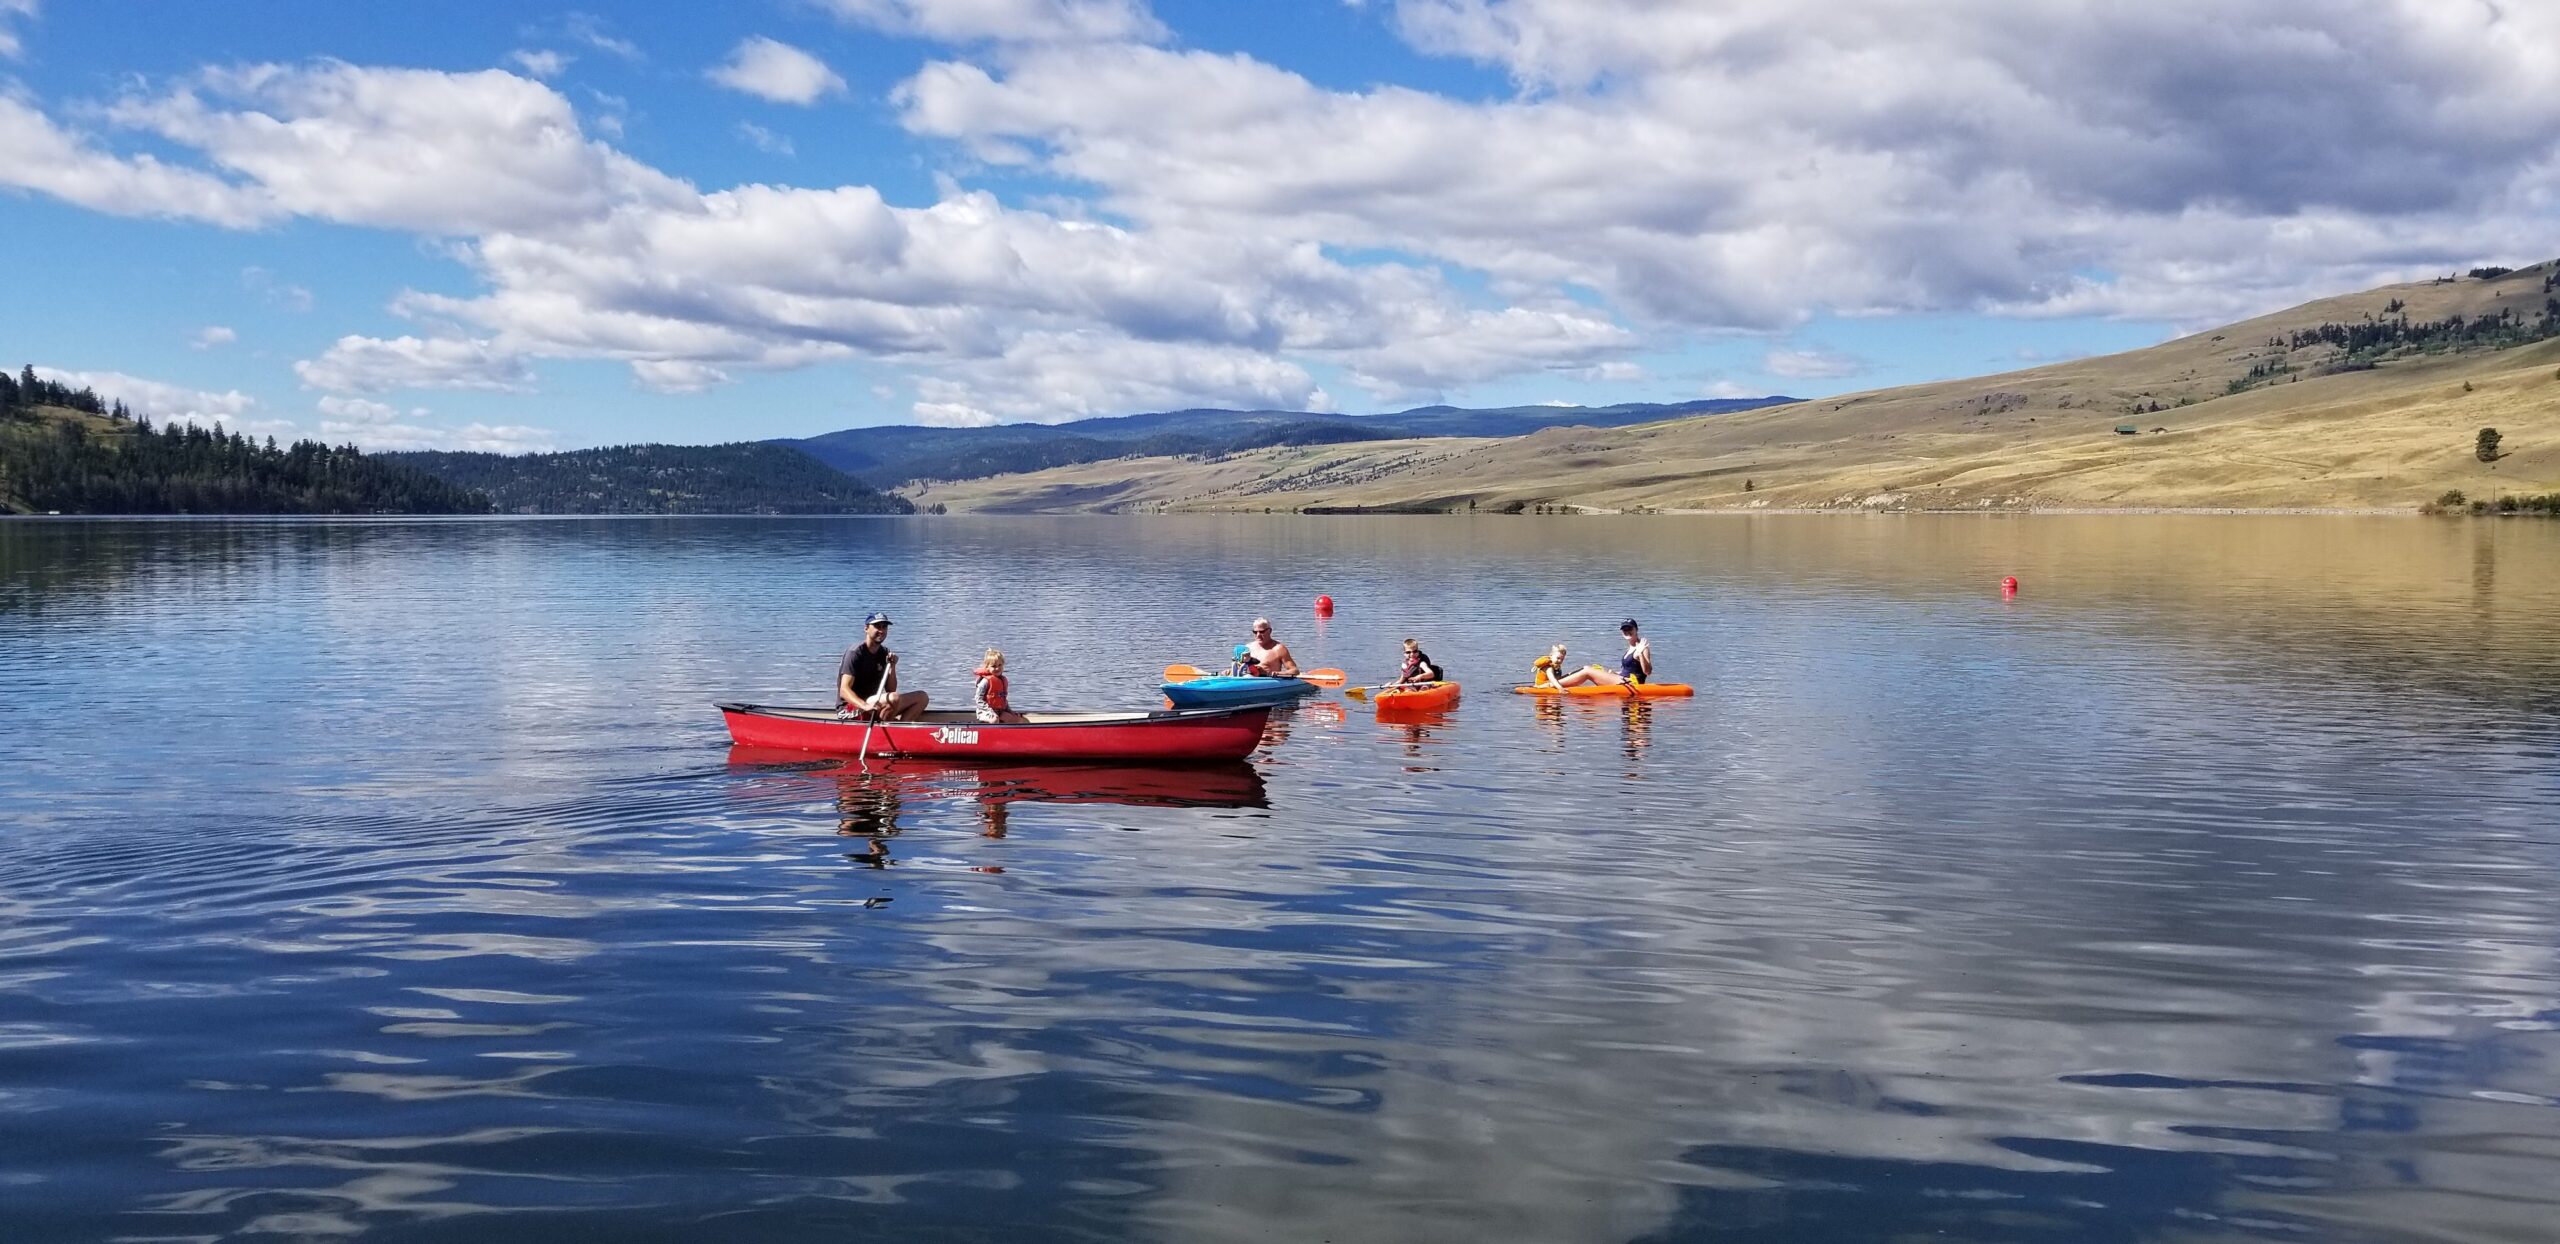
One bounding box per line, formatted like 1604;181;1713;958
838;612;929;720
1243;617;1299;678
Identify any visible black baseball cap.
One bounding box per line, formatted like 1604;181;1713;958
1619;618;1639;630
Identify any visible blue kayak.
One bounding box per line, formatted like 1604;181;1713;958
1161;675;1324;709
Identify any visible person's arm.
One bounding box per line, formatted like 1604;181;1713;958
839;671;860;705
1274;644;1299;677
1638;644;1653;680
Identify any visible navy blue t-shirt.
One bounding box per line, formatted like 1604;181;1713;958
838;642;892;703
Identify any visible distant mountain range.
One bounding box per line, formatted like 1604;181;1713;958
776;398;1796;487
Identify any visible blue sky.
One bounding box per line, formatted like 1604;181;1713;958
2;1;2552;451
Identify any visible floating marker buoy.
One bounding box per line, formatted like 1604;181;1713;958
1315;594;1335;615
2001;576;2020;594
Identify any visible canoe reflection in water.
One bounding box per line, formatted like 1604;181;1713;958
726;746;1270;863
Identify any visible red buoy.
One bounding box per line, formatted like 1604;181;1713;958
2001;576;2020;594
1315;594;1335;615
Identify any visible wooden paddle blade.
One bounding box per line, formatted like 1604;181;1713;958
1162;664;1206;682
1299;668;1346;686
1343;685;1371;700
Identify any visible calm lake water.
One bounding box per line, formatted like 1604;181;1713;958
3;515;2558;1243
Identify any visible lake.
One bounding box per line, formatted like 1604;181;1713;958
2;515;2557;1243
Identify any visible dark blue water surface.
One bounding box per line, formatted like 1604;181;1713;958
3;515;2558;1243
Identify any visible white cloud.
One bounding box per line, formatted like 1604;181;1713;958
899;4;2560;327
1760;347;1865;380
0;0;34;59
630;359;730;393
1337;305;1632;402
315;394;402;423
1700;379;1757;400
241;266;313;311
912;332;1327;425
914;400;1000;427
294;335;536;394
708;37;846;106
189;325;237;349
509;49;568;79
15;4;2560;435
320;417;558;453
821;0;1165;44
538;12;640;62
35;366;258;427
310;394;557;452
736;121;794;157
107;62;690;235
0;95;276;226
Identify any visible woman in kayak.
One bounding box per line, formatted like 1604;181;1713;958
1532;643;1622;689
1397;638;1444;685
1618;619;1653;686
973;648;1027;724
1243;617;1299;678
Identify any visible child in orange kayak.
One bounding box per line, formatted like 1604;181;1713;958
1532;642;1622;689
972;649;1027;724
1397;638;1444;685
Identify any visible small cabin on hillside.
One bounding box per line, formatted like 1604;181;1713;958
2114;424;2139;435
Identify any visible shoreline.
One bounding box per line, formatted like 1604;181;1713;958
1648;504;2413;517
0;504;2455;520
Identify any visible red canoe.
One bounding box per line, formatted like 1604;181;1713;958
716;702;1272;762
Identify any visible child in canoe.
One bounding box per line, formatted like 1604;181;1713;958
973;648;1027;724
1532;642;1624;690
1397;638;1445;684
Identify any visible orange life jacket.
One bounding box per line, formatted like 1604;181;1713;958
973;667;1011;713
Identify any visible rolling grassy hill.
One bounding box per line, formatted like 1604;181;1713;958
909;263;2560;513
777;397;1793;487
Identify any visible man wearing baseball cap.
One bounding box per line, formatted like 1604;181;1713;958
838;611;929;721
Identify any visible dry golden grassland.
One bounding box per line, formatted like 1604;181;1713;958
912;264;2560;514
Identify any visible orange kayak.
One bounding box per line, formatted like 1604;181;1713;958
1511;682;1695;698
1372;680;1460;712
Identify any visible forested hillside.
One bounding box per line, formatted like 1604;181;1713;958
2;368;491;515
388;442;912;514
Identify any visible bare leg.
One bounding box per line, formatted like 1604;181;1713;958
890;689;931;720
